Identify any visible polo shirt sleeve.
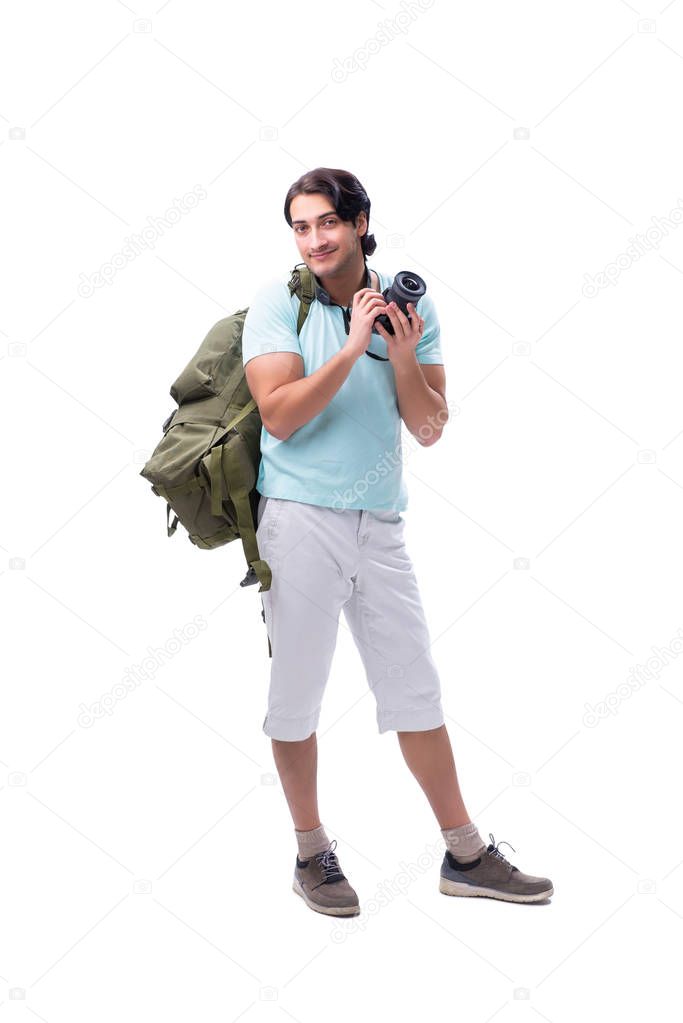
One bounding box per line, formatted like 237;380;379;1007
414;292;443;365
241;278;303;367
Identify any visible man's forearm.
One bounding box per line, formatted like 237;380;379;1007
263;347;358;441
393;354;448;445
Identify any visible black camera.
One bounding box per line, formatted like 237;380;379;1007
372;270;426;336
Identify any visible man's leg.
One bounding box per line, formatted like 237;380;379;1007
396;723;471;828
339;512;489;864
271;732;320;830
257;498;355;742
272;730;361;916
256;499;362;914
398;728;554;903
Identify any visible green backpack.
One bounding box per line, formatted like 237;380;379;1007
139;262;316;606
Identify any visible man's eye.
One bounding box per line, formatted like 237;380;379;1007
295;220;335;232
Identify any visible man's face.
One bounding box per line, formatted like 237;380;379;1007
289;192;366;277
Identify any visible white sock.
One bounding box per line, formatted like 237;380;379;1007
295;824;330;860
441;821;487;863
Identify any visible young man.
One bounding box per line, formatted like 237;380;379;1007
241;168;553;916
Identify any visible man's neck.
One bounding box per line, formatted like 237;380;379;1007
315;260;371;308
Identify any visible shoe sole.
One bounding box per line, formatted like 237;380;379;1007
292;878;361;916
439;877;554;903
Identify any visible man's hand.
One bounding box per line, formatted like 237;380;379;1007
374;301;425;366
345;287;389;360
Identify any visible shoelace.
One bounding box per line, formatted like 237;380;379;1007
315;839;345;883
486;832;516;868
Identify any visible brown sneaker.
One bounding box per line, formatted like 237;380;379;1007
292;839;360;917
439;832;554;903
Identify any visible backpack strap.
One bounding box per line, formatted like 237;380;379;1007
216;397;271;588
224;397;258;434
217;431;272;593
288;263;316;335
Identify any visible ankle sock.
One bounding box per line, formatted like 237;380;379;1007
295;823;330;860
441;821;487;863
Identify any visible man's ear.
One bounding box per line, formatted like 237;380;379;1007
356;211;367;237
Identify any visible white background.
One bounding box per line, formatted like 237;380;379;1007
2;0;682;1019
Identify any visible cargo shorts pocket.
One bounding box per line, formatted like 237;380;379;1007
371;509;402;524
256;495;285;538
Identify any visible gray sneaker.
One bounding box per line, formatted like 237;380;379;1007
439;832;554;903
292;839;360;917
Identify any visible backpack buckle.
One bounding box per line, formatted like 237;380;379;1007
240;565;258;587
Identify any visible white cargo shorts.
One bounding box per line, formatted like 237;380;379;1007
255;494;445;741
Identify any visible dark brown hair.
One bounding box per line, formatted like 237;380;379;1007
283;167;377;260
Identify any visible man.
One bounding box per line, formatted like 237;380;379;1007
241;167;553;916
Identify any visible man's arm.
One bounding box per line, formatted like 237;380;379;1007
243;281;388;441
377;290;447;446
393;359;448;446
244;348;358;442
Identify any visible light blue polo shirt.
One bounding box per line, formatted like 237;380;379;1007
241;266;444;511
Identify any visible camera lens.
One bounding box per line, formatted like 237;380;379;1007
392;271;426;304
